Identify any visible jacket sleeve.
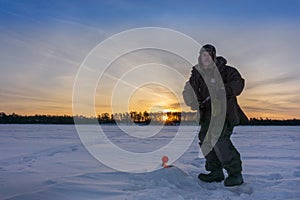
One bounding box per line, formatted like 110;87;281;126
225;67;245;97
182;81;198;110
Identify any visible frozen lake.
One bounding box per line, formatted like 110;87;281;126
0;125;299;200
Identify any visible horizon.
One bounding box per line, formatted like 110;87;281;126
1;111;299;121
1;1;300;120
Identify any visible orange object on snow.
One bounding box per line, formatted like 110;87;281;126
162;156;170;168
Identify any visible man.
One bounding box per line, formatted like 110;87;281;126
182;44;248;186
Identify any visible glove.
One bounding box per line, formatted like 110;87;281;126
190;101;199;111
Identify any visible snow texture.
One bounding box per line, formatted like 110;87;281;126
0;125;299;200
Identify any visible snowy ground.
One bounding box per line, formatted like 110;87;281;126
0;125;299;200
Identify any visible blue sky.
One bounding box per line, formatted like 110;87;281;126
1;0;300;118
1;0;299;28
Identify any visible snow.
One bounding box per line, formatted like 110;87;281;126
0;124;299;200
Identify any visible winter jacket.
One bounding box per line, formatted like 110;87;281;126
183;56;248;125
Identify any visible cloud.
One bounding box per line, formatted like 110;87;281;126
245;74;299;90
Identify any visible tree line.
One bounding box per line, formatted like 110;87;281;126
0;112;299;125
0;111;189;125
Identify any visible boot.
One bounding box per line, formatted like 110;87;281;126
223;154;243;187
224;172;244;186
198;170;225;183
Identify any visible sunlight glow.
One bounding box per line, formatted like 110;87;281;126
162;115;168;121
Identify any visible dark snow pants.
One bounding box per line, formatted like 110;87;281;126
198;120;242;175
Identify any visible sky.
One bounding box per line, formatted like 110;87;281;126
0;0;300;119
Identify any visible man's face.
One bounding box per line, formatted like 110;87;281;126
199;51;213;68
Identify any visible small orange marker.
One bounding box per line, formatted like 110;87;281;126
162;156;169;168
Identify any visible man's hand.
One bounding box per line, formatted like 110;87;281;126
190;101;199;111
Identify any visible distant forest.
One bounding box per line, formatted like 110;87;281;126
0;112;299;125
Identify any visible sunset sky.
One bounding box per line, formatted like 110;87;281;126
1;0;300;119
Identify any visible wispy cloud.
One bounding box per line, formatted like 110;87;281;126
245;74;299;90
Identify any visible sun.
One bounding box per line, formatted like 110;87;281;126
163;109;176;113
162;115;168;121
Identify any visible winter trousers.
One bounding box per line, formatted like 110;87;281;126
198;120;242;175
